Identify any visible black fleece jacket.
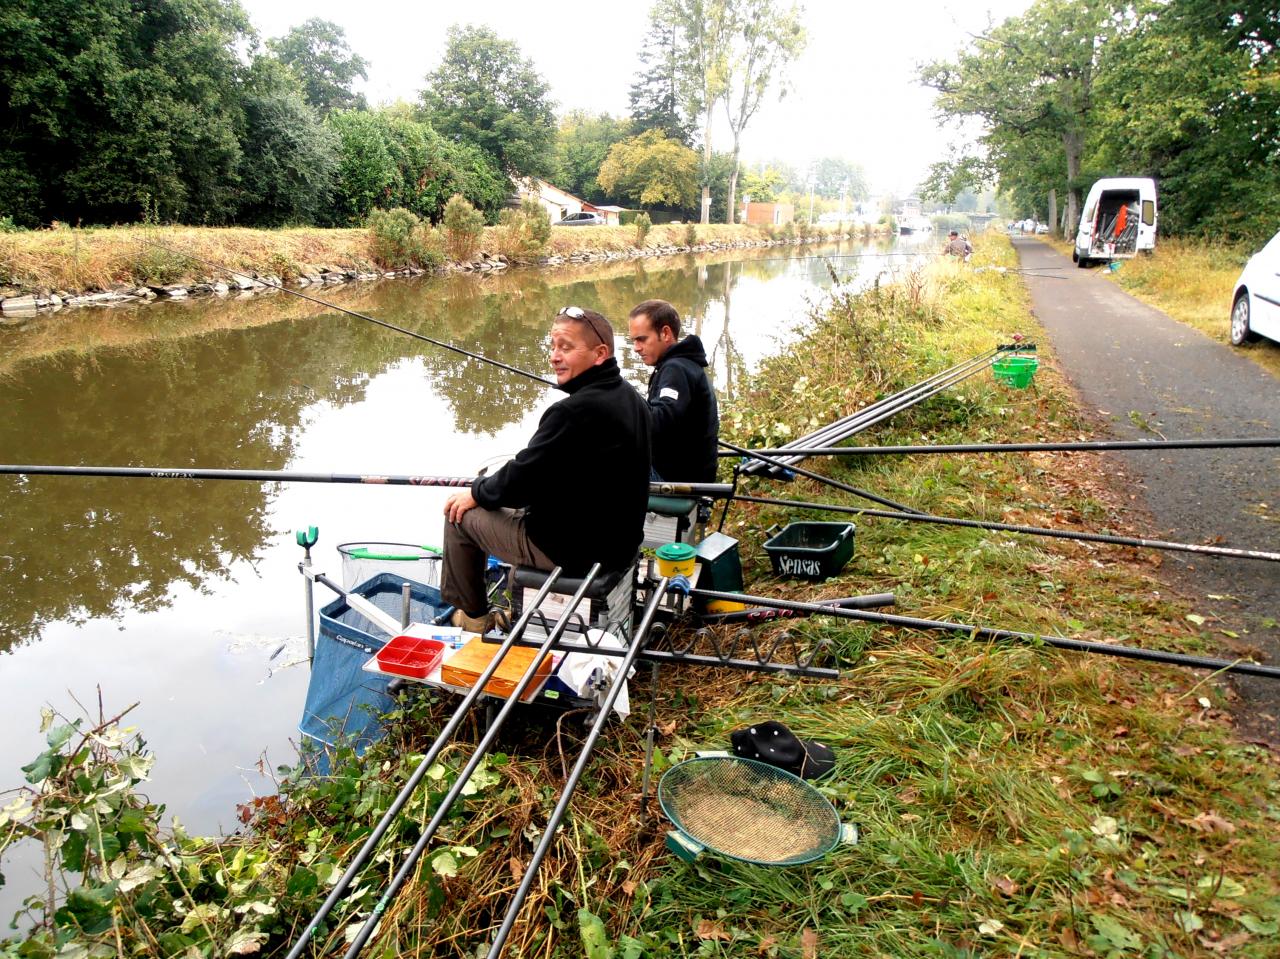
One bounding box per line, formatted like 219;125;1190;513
647;334;719;482
471;358;651;575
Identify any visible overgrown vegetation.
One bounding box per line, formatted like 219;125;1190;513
494;198;553;263
366;208;443;270
441;195;486;264
5;233;1276;958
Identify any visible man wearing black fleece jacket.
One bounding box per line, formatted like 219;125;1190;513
628;299;719;482
440;307;651;631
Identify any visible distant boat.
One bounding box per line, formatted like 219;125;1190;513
897;213;934;235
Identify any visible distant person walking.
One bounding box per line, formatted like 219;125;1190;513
943;230;972;260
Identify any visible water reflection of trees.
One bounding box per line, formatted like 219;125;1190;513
0;242;878;646
0;320;411;651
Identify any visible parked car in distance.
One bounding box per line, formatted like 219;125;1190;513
553;211;605;227
1231;230;1280;347
1035;223;1049;234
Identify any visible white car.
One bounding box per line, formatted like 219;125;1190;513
1230;230;1280;347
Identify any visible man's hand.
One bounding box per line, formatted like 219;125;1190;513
444;491;478;525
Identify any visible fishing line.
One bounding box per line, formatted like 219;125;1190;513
141;235;556;386
688;587;1280;680
719;438;925;515
0;463;734;499
735;493;1280;564
725;437;1280;458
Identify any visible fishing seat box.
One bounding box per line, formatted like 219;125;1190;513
440;637;551;701
509;562;636;639
642;496;706;548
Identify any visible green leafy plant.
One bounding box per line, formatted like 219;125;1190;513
633;211;652;248
367;206;443;269
442;193;485;262
495;197;552;261
683;222;697;247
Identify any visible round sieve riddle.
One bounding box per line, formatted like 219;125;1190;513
658;756;841;866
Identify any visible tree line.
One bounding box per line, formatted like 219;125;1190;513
0;0;866;231
920;0;1279;243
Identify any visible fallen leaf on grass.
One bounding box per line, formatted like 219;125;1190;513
801;928;819;958
977;919;1004;936
1058;927;1079;950
756;935;778;955
696;920;732;941
508;857;524;881
621;880;636;896
992;876;1019;897
1181;811;1236;834
656;720;677;736
1200;931;1252;953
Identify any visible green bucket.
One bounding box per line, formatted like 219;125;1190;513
991;354;1039;389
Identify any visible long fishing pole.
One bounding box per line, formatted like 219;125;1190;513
719;438;925;515
0;464;733;500
688;587;1280;680
722;437;1280;458
143;236;555;386
696;592;896;625
740;348;1005;475
285;569;567;959
341;567;602;959
736;493;1280;564
484;580;669;959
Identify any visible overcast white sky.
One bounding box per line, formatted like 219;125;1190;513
239;0;1033;196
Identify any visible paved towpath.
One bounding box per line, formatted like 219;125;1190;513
1013;237;1280;742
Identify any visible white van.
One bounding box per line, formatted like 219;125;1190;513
1073;177;1158;267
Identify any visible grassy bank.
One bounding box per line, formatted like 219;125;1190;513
4;232;1278;958
0;222;872;297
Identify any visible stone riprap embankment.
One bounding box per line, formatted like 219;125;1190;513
0;234;826;321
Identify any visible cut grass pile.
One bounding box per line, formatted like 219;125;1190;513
3;231;1277;958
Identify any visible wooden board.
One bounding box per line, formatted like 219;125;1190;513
440;637;551;700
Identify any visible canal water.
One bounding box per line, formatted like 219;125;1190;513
0;236;926;907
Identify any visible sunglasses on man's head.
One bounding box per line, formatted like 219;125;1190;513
556;305;610;347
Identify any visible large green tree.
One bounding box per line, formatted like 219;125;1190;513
652;0;736;222
553;111;631;201
721;0;806;223
1090;0;1280;241
267;17;369;115
324;108;507;225
236;59;339;225
419;25;557;178
0;0;250;225
627;15;695;144
597;130;700;209
921;0;1121;235
808;156;868;201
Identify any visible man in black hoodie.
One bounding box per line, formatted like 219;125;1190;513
440;307;651;633
627;299;719;482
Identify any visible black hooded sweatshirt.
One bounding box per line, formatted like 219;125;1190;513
647;334;719;482
471;358;651;574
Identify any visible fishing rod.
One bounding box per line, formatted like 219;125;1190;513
688;587;1280;680
719;438;925;515
736;493;1280;564
483;579;669;959
284;569;567;959
722;437;1280;458
142;235;555;386
696;592;896;625
340;567;603;959
739;346;1011;475
0;464;733;500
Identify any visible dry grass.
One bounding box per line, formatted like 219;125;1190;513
0;223;877;296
